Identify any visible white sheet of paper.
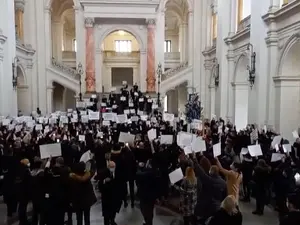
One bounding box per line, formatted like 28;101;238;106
271;153;285;162
102;113;115;121
248;144;263;157
192;137;206;152
271;135;282;148
292;130;299;139
241;148;248;155
160;135;173;145
282;144;291;153
169;168;183;184
118;132;135;143
163;113;175;122
178;132;193;147
184;146;192;154
213;143;221;157
89;112;100;120
79;135;85;142
39;143;62;159
80;150;92;163
103;120;110;126
147;129;156;141
117;114;127;124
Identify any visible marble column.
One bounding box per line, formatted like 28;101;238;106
179;23;188;62
44;7;52;66
146;19;156;93
95;48;103;93
140;50;147;92
188;11;194;66
85;17;96;93
15;0;25;42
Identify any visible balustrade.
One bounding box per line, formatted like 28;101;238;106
51;57;79;79
162;61;189;81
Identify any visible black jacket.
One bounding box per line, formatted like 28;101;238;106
280;211;300;225
209;208;242;225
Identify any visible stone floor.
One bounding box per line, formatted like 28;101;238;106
0;197;278;225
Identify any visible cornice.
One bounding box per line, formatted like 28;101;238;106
262;0;300;24
202;46;216;57
224;27;250;45
0;29;7;45
273;76;300;82
16;42;35;56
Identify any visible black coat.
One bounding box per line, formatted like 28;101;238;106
136;167;159;203
280;211;300;225
69;172;97;210
98;168;124;217
192;158;227;218
209;208;242;225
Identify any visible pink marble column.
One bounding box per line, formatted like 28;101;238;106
85;17;96;93
146;19;156;92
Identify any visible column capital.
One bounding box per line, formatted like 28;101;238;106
85;17;95;28
15;0;25;12
146;19;156;26
0;29;7;45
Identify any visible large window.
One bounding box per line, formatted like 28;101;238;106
237;0;251;23
164;40;171;53
115;40;132;52
73;39;77;52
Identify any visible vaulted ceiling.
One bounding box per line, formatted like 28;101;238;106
165;0;189;32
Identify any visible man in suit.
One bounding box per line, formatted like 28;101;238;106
98;161;123;225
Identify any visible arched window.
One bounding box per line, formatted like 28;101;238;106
73;39;77;52
237;0;251;23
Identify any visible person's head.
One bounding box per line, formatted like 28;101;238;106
55;157;64;167
221;195;238;215
257;159;268;168
108;161;116;172
73;162;86;175
209;165;219;176
230;162;241;173
287;193;300;211
185;167;196;184
20;158;30;168
32;158;43;169
137;142;144;149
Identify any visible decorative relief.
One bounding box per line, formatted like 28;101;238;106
15;0;25;12
51;57;79;79
146;19;156;26
85;17;95;28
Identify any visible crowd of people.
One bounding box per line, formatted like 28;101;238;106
0;83;300;225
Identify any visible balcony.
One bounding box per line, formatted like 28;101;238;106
164;52;180;68
103;51;140;63
237;15;251;32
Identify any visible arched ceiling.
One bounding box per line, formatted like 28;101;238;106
165;0;189;32
51;0;74;18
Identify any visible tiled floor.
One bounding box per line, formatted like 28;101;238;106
0;198;279;225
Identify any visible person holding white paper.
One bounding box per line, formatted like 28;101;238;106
215;157;242;205
189;151;227;222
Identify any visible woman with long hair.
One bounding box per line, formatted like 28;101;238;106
208;195;242;225
179;166;198;225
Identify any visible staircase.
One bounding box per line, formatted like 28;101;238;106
47;58;80;93
161;62;192;94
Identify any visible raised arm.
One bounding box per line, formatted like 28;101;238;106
190;152;211;184
215;157;231;177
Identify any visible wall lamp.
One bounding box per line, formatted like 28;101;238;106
12;57;19;90
213;58;220;87
247;43;256;88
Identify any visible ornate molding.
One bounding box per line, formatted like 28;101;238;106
162;62;188;80
85;17;95;28
0;29;7;45
146;19;156;26
15;0;25;12
51;57;79;79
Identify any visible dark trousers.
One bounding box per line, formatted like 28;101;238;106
32;203;45;225
103;212;116;225
124;179;135;205
140;200;155;225
183;216;195;225
5;195;17;217
48;208;65;225
243;181;251;200
255;189;266;213
18;200;29;225
75;208;91;225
